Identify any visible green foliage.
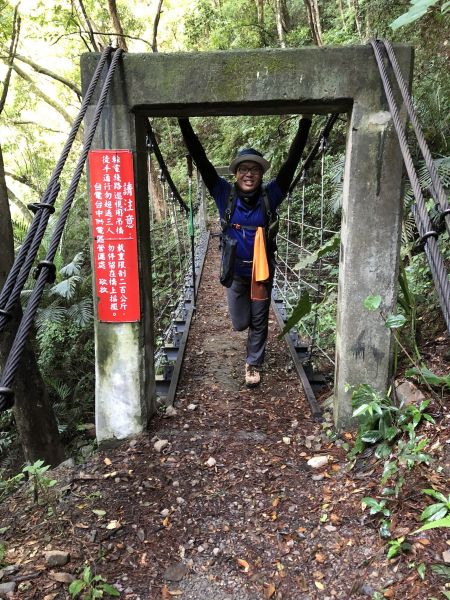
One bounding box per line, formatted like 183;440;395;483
390;0;448;30
69;566;120;599
0;471;25;502
22;459;57;504
0;542;7;567
420;489;450;522
386;536;411;559
279;291;311;337
405;367;450;389
363;295;382;311
294;233;340;271
349;384;433;492
362;496;390;517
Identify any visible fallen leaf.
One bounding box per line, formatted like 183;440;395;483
162;585;171;599
417;538;430;545
271;512;277;521
168;591;183;596
272;498;280;508
330;514;341;524
162;516;170;527
384;588;394;598
315;581;325;590
106;520;121;530
92;509;106;517
237;558;250;572
315;553;326;563
264;583;276;598
104;457;112;465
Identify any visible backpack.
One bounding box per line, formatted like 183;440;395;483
220;184;279;252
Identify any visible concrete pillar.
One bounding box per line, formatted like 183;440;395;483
85;83;156;445
334;105;406;428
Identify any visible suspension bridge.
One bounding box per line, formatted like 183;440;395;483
0;43;449;450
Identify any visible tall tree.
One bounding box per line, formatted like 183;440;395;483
304;0;323;46
275;0;290;48
254;0;266;46
108;0;128;50
152;0;164;53
0;5;64;467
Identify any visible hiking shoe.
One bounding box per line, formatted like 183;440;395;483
245;364;261;388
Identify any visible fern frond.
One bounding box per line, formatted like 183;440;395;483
67;298;93;327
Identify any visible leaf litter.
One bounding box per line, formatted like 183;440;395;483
0;241;448;599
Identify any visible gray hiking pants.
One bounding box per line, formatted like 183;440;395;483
226;276;273;367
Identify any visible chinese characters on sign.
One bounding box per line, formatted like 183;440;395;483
88;150;140;322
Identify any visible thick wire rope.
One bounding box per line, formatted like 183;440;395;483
380;39;450;236
370;39;450;332
0;46;113;331
0;48;124;411
146;121;189;214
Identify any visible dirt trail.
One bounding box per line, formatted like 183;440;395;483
1;239;433;600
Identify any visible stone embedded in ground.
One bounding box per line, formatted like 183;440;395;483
49;571;76;583
187;403;198;411
165;405;177;417
206;457;216;467
154;439;169;453
163;562;189;582
43;550;70;567
307;455;329;469
0;582;17;594
395;380;425;406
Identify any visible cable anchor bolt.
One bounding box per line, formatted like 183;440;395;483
27;202;56;215
33;260;57;283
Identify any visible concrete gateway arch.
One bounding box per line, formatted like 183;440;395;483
81;45;413;443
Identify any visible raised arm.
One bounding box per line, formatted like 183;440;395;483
178;118;219;194
275;117;312;195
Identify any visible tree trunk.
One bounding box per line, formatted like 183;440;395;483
254;0;266;46
108;0;128;51
351;0;362;39
275;0;290;48
303;0;323;46
0;144;65;467
337;0;347;31
152;0;164;53
77;0;100;51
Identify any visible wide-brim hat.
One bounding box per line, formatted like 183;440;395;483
229;148;271;175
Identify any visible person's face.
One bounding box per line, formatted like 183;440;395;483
235;161;263;194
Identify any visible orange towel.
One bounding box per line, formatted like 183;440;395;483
251;227;270;301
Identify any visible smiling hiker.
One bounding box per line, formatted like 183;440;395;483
178;117;312;388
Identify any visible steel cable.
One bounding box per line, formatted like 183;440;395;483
0;46;113;331
0;48;123;411
370;39;450;332
381;39;450;236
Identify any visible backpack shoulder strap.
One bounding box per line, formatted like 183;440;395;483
261;184;272;224
220;185;238;232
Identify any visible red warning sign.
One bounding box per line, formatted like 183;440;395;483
88;150;140;322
